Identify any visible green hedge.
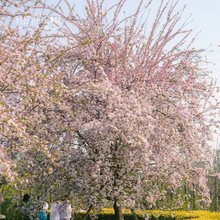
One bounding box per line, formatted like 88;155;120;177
0;199;26;220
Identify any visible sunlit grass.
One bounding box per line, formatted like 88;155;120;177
98;208;220;219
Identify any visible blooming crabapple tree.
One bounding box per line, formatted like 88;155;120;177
0;0;32;182
18;0;219;217
1;0;220;219
0;1;92;216
0;0;75;185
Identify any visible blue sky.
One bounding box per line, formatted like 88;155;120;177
177;0;220;84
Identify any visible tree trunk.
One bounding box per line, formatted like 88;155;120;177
130;208;139;220
113;202;124;220
83;205;93;220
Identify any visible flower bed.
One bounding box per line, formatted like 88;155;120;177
91;208;220;220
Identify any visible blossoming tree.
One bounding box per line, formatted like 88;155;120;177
1;0;220;220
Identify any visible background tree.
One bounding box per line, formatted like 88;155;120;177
0;1;77;214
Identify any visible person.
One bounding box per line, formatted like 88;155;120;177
59;201;72;220
37;210;48;220
20;194;31;220
37;202;48;220
50;202;60;220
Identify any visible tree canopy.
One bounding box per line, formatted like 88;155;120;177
0;0;219;219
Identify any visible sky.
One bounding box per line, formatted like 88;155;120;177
176;0;220;84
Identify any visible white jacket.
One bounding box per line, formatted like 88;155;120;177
50;203;60;220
